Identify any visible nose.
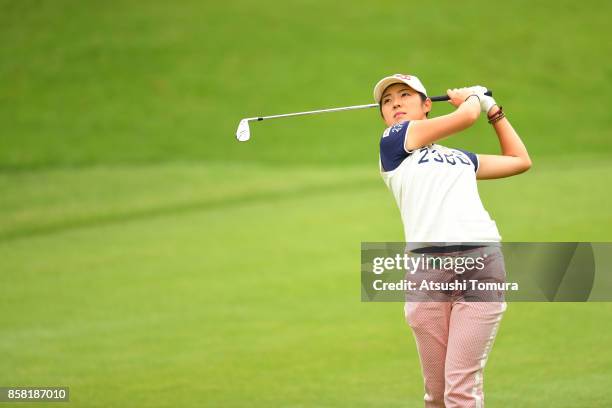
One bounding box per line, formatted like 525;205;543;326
392;95;402;109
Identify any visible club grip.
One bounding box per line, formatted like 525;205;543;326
430;90;493;102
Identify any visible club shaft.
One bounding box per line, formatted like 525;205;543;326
250;91;492;122
252;103;378;121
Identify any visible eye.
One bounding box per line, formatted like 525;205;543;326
401;92;410;97
382;98;391;105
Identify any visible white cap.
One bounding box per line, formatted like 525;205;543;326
373;74;428;103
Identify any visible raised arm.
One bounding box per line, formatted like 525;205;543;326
405;88;481;151
476;105;532;180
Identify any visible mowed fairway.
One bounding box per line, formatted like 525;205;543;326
1;158;611;407
1;0;612;406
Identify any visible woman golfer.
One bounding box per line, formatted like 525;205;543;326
373;74;531;408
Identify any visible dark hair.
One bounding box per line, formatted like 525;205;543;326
379;91;430;118
417;92;430;118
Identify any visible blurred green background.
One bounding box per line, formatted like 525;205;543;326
1;0;611;406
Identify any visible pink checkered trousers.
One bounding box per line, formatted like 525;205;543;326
404;246;507;408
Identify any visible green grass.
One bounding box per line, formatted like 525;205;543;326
1;0;611;406
1;0;611;169
1;159;612;406
1;155;610;242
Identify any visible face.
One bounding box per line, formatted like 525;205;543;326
380;83;431;126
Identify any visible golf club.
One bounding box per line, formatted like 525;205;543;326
236;91;493;141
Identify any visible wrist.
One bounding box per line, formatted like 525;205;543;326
487;105;500;117
487;106;505;124
461;95;481;120
463;95;481;114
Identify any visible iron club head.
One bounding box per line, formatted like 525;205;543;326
236;118;252;142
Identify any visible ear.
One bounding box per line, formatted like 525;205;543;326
423;97;432;115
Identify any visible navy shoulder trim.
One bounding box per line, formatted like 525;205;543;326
379;121;411;172
456;149;479;171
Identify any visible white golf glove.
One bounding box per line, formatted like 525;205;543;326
469;85;497;114
469;85;488;96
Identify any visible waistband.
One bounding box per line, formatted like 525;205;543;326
411;244;487;254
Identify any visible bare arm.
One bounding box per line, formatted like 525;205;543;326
405;89;481;151
476;106;532;180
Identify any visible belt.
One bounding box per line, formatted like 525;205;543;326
411;245;486;254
